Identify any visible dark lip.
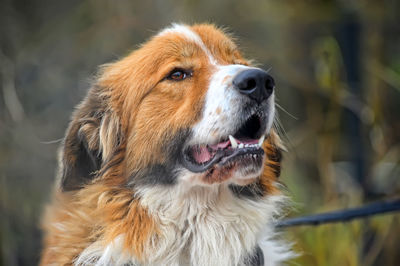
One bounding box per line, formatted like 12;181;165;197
181;145;265;173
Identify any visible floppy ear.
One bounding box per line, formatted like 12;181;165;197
60;87;121;191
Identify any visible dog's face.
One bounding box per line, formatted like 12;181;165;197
61;24;281;195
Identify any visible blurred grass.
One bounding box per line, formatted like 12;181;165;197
1;0;400;265
286;208;400;266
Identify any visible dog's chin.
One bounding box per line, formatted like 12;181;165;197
207;154;265;185
229;157;265;185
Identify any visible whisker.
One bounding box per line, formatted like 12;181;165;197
273;112;296;152
273;115;287;138
276;103;298;120
40;138;63;144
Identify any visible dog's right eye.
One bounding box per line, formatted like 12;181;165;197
166;68;192;81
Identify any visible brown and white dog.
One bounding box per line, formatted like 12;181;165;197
40;23;293;266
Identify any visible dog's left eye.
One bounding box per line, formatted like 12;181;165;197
167;69;191;81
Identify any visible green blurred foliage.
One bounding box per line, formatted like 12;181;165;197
1;0;399;265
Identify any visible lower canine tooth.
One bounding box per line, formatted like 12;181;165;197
258;135;265;146
229;135;238;148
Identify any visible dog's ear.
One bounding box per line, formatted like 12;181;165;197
60;88;121;191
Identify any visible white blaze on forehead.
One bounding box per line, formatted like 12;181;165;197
158;23;218;65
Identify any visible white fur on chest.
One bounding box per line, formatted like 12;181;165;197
76;184;292;266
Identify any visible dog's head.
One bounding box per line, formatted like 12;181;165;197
60;23;282;196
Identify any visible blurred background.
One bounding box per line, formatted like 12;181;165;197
1;0;399;265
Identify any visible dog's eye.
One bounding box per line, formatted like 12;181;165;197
167;69;191;81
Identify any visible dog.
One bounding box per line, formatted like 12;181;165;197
40;23;293;266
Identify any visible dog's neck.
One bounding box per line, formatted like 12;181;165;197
136;182;283;266
76;181;290;266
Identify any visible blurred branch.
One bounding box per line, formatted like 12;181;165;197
367;60;400;93
275;67;374;126
0;49;25;122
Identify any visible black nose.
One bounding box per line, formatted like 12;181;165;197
232;69;275;103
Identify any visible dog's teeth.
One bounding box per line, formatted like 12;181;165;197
238;143;244;149
229;135;238;149
258;135;265;146
244;144;249;148
253;154;257;158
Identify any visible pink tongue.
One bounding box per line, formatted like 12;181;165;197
192;146;213;163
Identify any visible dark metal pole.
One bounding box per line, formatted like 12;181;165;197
277;198;400;228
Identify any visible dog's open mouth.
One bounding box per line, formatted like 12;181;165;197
182;113;267;173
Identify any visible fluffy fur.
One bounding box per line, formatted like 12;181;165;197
40;23;293;266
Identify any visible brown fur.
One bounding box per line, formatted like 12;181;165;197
261;131;283;194
40;24;282;265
